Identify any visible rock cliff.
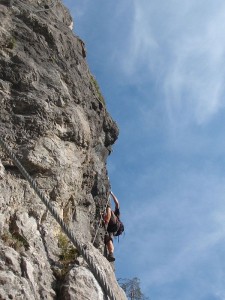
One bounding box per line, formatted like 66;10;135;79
0;0;126;299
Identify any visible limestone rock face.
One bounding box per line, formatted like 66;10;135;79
0;0;126;299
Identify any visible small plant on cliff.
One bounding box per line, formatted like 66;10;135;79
90;74;106;106
57;232;79;265
54;232;79;280
6;37;16;49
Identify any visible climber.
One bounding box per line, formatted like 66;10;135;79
104;191;121;262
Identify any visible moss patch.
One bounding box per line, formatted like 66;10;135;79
90;74;106;106
1;230;29;251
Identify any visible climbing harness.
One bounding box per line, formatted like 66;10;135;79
0;137;118;300
92;195;111;244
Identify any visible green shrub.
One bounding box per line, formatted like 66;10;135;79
57;232;79;264
55;232;79;279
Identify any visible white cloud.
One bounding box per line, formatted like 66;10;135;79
119;0;225;126
121;2;160;77
165;12;225;125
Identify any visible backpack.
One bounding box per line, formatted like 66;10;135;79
108;211;124;236
114;218;124;236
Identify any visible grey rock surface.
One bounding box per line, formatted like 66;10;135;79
0;0;126;299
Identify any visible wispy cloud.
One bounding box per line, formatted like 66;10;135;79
164;8;225;126
118;0;225;126
120;2;160;77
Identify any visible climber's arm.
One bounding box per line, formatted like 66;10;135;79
110;191;119;210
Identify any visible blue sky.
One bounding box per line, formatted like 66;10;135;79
63;1;225;299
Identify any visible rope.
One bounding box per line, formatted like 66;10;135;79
0;137;118;300
92;195;111;244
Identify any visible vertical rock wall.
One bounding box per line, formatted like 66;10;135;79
0;0;126;299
